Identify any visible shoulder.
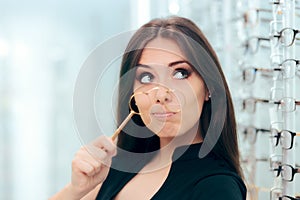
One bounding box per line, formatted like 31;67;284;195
192;173;247;200
81;183;102;200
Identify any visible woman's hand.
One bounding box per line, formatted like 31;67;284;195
50;135;116;200
70;135;116;198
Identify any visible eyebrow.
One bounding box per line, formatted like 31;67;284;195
136;60;191;68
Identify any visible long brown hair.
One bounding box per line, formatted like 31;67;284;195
116;16;243;178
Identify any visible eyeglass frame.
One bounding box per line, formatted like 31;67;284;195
272;28;300;47
275;59;300;79
242;97;300;113
242;36;270;54
271;128;300;149
242;58;300;83
269;0;300;11
270;187;300;200
242;8;272;27
272;163;300;182
242;66;281;83
238;124;270;144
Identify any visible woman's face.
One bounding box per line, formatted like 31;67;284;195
133;37;209;139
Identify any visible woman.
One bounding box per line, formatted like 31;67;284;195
51;16;247;200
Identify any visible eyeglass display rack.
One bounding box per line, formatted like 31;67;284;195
270;0;296;197
232;0;299;199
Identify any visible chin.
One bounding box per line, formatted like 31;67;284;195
154;127;182;138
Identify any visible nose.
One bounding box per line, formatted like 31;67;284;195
155;87;173;104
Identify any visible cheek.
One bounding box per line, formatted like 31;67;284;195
197;92;206;113
184;86;206;110
134;95;151;124
180;86;206;126
190;80;207;114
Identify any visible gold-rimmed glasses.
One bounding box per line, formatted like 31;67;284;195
111;86;179;140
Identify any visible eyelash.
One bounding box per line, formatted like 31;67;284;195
136;72;154;84
173;68;191;79
136;68;192;84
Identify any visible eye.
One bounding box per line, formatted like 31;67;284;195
173;68;191;79
137;72;154;84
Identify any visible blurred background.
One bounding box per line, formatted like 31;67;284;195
0;0;299;199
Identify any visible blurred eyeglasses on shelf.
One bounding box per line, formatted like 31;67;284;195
271;163;300;182
241;157;269;164
242;67;281;83
270;0;300;11
271;128;300;149
242;59;300;83
269;154;283;166
270;187;300;200
242;36;270;54
241;97;300;113
241;97;271;113
233;8;272;27
277;196;300;200
277;97;300;112
274;59;300;79
238;124;270;144
271;28;300;47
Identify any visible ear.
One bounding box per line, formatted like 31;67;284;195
205;89;210;101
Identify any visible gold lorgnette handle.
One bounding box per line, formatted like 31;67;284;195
111;111;135;141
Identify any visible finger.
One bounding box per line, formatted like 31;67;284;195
72;159;95;176
83;144;112;166
83;157;111;177
81;145;115;171
80;145;106;159
77;146;106;168
91;135;117;156
73;153;105;177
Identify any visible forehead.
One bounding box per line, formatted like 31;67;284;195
139;37;186;65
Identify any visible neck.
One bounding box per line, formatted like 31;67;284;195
159;122;203;149
141;124;203;173
159;133;202;148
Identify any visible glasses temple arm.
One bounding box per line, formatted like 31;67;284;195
258;128;271;133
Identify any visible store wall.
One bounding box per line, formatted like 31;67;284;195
0;0;299;199
0;1;131;199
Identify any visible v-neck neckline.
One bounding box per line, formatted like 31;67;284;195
111;143;203;200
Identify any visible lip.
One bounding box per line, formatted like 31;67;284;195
151;112;177;119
